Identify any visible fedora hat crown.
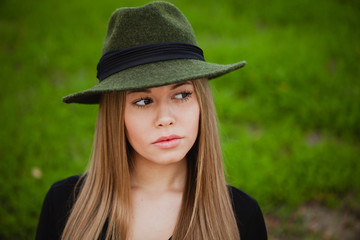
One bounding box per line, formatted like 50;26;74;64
102;1;197;53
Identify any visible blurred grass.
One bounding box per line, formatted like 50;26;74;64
0;0;359;238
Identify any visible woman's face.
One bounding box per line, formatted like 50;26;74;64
124;81;200;165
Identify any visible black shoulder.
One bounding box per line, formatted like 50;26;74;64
36;175;83;240
228;186;268;240
50;174;83;191
47;174;84;205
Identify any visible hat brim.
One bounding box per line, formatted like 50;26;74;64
62;59;246;104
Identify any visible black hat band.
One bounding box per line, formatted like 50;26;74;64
96;42;205;82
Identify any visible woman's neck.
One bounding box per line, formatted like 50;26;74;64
130;154;187;193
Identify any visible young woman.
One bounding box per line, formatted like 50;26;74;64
36;2;267;240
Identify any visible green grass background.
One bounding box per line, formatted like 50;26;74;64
0;0;359;238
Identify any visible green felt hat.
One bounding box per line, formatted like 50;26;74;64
62;1;246;104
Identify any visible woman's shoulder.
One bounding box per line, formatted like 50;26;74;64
50;174;83;190
36;175;84;239
44;174;84;212
227;185;268;240
47;174;84;201
228;185;258;212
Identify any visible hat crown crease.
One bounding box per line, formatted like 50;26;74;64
102;2;198;54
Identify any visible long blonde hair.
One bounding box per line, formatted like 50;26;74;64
61;78;240;240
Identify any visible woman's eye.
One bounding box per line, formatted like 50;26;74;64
174;91;192;100
134;98;153;106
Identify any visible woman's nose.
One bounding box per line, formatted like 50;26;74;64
155;103;175;127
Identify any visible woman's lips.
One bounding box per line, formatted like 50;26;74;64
152;135;182;149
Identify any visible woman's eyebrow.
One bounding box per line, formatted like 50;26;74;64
171;81;192;90
127;81;192;95
127;88;151;94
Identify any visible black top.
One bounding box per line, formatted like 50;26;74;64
36;175;267;240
